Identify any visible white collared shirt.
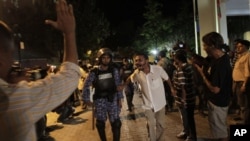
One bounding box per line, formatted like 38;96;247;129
130;65;168;112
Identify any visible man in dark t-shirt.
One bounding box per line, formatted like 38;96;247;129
208;55;232;107
195;32;232;141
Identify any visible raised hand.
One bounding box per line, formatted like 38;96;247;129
45;0;75;34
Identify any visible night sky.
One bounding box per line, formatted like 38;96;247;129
96;0;181;27
96;0;146;28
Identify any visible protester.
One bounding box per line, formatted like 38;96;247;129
172;49;197;141
122;52;175;141
121;57;135;112
230;39;241;68
195;32;232;141
189;53;209;117
82;48;123;141
0;0;80;140
157;50;175;113
229;39;242;115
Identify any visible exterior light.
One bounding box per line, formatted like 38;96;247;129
87;50;92;55
150;49;158;55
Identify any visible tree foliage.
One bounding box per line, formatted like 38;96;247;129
72;0;110;60
139;0;172;51
136;0;195;53
166;0;195;51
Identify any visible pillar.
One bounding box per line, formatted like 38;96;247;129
196;0;228;56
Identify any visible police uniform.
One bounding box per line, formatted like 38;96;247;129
82;48;123;141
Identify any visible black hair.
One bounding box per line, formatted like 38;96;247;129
122;57;129;62
220;44;230;53
158;50;166;58
191;54;208;67
202;32;224;49
237;39;250;49
134;51;149;60
174;49;187;63
233;38;242;44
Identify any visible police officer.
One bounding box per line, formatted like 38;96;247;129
82;48;123;141
121;57;135;112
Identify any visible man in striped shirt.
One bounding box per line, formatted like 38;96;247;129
0;0;80;141
172;49;197;141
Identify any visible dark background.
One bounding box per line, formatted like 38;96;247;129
96;0;180;27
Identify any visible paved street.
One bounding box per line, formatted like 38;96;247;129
45;92;239;141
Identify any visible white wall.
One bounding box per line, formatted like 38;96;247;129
197;0;217;56
197;0;228;56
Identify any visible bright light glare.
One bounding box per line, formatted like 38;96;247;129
151;49;158;55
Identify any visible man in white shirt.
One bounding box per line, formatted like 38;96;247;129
123;52;175;141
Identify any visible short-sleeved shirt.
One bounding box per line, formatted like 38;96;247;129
172;63;196;106
232;51;250;81
208;54;232;107
130;65;168;112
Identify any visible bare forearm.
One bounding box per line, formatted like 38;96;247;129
166;79;176;96
63;32;78;64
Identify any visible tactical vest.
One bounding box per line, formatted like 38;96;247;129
92;67;117;101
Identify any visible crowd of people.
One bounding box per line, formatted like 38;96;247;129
0;0;250;141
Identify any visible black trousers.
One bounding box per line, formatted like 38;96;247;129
178;105;197;140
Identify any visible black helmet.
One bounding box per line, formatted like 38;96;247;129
97;48;112;58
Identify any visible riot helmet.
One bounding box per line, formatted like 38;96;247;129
96;48;113;65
